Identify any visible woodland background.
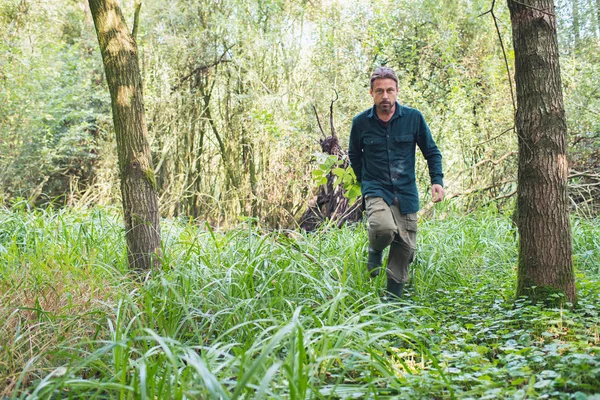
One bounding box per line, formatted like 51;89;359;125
1;0;598;225
1;0;600;398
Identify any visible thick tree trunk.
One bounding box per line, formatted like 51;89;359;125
89;0;161;271
508;0;576;304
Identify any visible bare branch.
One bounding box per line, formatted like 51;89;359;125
452;150;517;176
569;170;600;180
475;125;515;147
172;44;235;92
479;189;517;209
313;105;326;139
488;0;517;119
570;182;600;188
446;178;516;200
329;89;339;138
472;150;517;169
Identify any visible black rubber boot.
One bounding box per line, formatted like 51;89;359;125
367;247;383;277
386;278;404;300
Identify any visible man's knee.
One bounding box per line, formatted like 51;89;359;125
387;241;415;283
368;227;396;251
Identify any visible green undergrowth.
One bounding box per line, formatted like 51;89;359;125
0;206;599;399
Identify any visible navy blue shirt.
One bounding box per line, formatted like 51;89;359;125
348;102;444;214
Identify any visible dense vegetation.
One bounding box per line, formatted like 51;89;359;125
1;206;598;398
1;0;599;223
1;0;599;397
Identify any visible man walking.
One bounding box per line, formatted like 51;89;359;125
348;66;445;299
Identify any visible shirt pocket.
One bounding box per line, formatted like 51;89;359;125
362;137;386;157
393;135;415;159
363;137;386;147
393;135;414;145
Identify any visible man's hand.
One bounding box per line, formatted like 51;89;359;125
432;184;445;203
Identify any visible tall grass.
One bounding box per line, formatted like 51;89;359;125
1;206;598;398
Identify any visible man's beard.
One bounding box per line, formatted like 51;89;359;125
379;101;392;110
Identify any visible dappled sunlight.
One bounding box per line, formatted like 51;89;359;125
101;8;135;55
116;85;134;107
558;153;568;176
1;0;600;396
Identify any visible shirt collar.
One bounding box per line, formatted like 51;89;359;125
367;102;405;119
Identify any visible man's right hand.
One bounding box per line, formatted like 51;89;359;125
432;184;445;203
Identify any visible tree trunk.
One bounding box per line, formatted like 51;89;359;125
89;0;161;271
508;0;576;304
597;0;600;38
572;0;580;49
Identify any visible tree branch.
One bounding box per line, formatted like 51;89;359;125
569;170;600;180
313;105;326;139
132;0;142;41
475;125;515;147
446;178;516;199
172;44;235;92
329;89;339;138
487;0;517;120
472;150;517;169
453;150;517;176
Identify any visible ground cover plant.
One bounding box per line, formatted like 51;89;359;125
0;205;599;399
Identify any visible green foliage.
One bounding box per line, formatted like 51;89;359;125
0;2;111;204
1;0;598;220
311;153;362;206
1;207;599;398
310;153;340;186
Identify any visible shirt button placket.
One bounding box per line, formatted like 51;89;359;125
387;126;392;180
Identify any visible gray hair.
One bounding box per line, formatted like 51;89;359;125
370;67;398;89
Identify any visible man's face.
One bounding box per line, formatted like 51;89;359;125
370;78;398;113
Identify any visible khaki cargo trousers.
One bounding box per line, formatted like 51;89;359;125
365;196;417;284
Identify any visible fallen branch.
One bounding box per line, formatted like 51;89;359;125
568;170;600;180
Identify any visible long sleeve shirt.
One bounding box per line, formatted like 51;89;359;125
348;102;444;214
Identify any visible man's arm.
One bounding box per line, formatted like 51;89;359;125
348;117;363;183
416;112;445;202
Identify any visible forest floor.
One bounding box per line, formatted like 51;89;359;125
1;205;599;399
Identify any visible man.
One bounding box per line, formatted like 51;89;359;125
348;66;445;300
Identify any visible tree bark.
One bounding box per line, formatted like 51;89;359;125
508;0;576;304
89;0;161;271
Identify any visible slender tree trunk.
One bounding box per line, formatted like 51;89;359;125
508;0;576;304
89;0;161;271
597;0;600;38
572;0;580;48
